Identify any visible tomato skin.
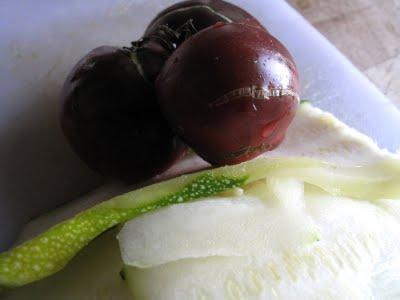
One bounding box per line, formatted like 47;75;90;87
156;23;299;165
61;46;186;182
145;0;265;37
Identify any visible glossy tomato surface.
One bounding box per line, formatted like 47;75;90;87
156;23;299;165
61;46;186;182
145;0;265;37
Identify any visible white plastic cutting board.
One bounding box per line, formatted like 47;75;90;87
1;0;400;250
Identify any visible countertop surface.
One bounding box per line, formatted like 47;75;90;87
288;0;400;108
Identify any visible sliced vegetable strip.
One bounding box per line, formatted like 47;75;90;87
0;173;246;288
1;156;400;289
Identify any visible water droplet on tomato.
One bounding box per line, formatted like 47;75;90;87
261;119;280;138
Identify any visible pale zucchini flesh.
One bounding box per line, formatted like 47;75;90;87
2;156;400;289
122;188;400;300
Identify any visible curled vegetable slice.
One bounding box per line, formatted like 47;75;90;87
0;174;247;288
1;156;400;289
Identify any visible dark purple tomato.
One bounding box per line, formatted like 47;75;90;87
156;23;299;166
145;0;265;38
61;46;186;182
132;24;186;82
